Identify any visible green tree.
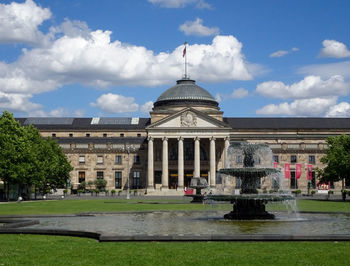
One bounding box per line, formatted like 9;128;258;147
0;111;72;200
317;135;350;200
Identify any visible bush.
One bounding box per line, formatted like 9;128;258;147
292;189;301;196
269;189;274;194
111;189;116;196
77;189;83;195
94;179;107;191
262;189;267;194
118;190;122;196
328;190;334;195
311;190;316;196
63;189;68;194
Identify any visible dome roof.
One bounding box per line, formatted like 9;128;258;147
154;79;218;108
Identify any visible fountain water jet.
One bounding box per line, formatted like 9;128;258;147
207;142;294;220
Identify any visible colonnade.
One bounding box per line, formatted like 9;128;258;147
147;136;230;189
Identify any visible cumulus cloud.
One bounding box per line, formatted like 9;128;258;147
0;4;253;115
0;91;41;113
0;0;51;45
299;61;350;79
216;88;248;102
90;93;139;113
148;0;211;9
320;40;350;58
141;101;154;113
256;97;338;116
269;47;299;58
179;18;219;36
326;102;350;117
256;75;349;100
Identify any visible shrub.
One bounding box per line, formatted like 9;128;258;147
328;190;334;195
111;189;116;196
269;189;274;194
311;190;316;195
94;179;107;191
262;189;267;194
63;189;68;194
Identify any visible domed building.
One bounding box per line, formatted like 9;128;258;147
13;78;350;196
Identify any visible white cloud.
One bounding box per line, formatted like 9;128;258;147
90;93;139;113
320;40;350;58
0;0;51;45
269;47;299;58
141;101;154;113
326;102;350;117
148;0;211;9
179;18;219;36
256;97;337;116
0;12;253;114
269;50;288;58
298;61;350;79
256;75;349;100
0;91;41;113
216;88;248;102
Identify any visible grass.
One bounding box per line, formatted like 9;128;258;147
0;198;349;265
0;234;349;265
0;198;349;215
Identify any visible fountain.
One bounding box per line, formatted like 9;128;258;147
186;177;209;203
207;142;294;220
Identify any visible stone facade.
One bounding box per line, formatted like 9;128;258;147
18;79;350;195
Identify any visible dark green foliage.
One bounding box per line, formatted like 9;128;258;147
94;179;107;191
317;135;350;185
0;111;72;199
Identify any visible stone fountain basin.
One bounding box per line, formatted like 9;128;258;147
205;194;295;202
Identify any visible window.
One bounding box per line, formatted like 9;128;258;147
133;171;140;188
137;133;141;137
79;155;85;163
291;155;297;163
97;171;104;179
69;133;73;137
97;155;103;164
236;155;242;164
134;155;140;164
115;155;122;164
52;133;56;138
309;155;316;164
115;171;122;188
78;172;85;183
120;133;124;137
103;133;107;138
86;133;90;137
290;171;298;189
273;155;279;163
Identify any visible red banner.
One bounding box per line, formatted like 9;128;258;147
296;163;302;179
307;164;313;180
273;162;278;168
285;163;291;179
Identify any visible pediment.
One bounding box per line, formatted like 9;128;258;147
147;108;230;129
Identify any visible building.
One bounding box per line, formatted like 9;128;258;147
17;78;350;195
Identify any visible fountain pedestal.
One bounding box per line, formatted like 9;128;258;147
224;199;275;220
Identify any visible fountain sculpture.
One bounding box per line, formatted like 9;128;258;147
207;142;294;220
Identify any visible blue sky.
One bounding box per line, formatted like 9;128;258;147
1;0;350;118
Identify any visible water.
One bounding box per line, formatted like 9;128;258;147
25;211;350;236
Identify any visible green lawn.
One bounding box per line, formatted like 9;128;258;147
0;234;349;266
0;198;349;215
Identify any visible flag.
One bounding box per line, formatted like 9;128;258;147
284;163;290;179
273;162;278;168
296;163;302;179
183;46;186;57
307;164;313;180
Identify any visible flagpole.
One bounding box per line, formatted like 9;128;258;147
184;42;187;79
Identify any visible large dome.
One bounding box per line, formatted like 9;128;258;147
154;79;218;108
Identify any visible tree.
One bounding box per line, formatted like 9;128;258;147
0;111;72;200
317;135;350;200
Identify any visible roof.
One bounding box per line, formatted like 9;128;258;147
16;117;150;130
15;117;350;130
154;79;218;107
223;117;350;130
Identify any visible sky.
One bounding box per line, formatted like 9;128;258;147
1;0;350;118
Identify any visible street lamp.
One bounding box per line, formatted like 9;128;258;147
124;144;135;199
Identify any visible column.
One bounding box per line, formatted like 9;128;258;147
147;137;154;189
194;137;200;177
210;137;216;187
224;136;230;168
178;137;184;188
162;137;168;188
